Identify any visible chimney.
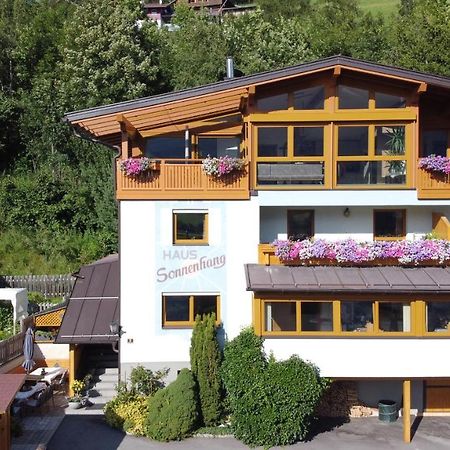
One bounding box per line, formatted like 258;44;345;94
226;56;234;79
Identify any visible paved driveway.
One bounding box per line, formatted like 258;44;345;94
48;415;450;450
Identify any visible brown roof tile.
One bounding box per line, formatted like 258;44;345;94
0;374;26;413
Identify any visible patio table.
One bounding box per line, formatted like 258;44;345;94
29;367;65;385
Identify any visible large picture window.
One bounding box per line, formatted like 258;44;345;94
163;294;219;327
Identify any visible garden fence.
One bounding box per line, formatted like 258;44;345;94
0;274;75;299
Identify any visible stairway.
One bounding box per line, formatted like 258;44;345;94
87;367;119;409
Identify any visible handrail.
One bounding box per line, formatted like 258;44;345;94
0;332;25;367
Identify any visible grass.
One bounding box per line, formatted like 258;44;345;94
358;0;400;16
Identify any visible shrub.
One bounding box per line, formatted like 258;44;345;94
105;396;149;436
221;328;329;447
129;365;168;397
190;313;222;426
145;368;199;441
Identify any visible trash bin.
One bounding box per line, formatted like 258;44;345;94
378;400;398;422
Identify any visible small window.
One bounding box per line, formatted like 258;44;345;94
378;302;411;332
145;136;186;159
198;136;240;159
338;85;369;109
256;93;289;112
375;92;406;108
422;130;448;157
426;302;450;332
265;302;297;332
163;294;219;327
301;302;333;332
338;126;369;156
173;212;208;245
287;210;314;241
341;301;373;332
294;127;324;157
293;86;324;110
258;127;288;157
375;126;405;156
373;209;406;239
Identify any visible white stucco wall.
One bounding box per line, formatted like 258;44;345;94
260;205;450;243
264;339;450;378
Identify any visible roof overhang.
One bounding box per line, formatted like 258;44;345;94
245;264;450;295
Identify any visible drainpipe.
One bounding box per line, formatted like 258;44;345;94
225;56;234;79
185;126;190;160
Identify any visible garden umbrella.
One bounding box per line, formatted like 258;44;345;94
22;327;35;373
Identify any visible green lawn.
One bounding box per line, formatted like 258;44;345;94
358;0;400;16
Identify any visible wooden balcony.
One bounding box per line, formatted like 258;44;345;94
417;167;450;199
116;159;250;200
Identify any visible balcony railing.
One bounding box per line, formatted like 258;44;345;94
0;332;25;367
417;167;450;199
116;159;250;200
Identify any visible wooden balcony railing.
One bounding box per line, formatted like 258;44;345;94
0;332;25;368
116;159;250;200
417;167;450;199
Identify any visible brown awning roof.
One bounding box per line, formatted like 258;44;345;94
245;264;450;295
56;254;119;344
0;374;26;413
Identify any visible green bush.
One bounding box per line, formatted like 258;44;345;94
190;313;222;426
104;396;149;436
221;328;329;447
129;365;168;397
145;368;199;441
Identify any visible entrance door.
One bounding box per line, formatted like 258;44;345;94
425;379;450;412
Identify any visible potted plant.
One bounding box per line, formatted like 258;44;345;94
202;155;245;178
418;154;450;176
67;379;85;409
119;157;155;177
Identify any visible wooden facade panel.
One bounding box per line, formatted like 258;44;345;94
417;168;450;199
425;379;450;411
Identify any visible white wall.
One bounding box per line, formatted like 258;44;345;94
264;338;450;378
260;206;449;243
34;343;69;360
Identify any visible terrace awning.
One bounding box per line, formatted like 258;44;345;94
244;264;450;295
55;254;119;344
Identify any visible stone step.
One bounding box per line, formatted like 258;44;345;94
95;367;119;375
96;373;118;383
91;388;117;397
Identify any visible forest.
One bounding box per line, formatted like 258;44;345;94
0;0;449;274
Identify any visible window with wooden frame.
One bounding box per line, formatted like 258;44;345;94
425;302;450;334
335;124;408;186
144;135;186;159
421;130;450;157
197;136;241;159
287;210;314;241
259;298;415;337
162;294;220;327
373;209;406;240
173;211;208;245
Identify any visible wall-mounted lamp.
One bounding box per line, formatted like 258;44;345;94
110;321;125;337
343;208;351;217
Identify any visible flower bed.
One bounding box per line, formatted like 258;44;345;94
202;156;245;177
418;155;450;175
119;157;154;177
273;238;450;266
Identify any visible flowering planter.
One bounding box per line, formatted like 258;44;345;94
273;238;450;267
202;156;245;178
418;155;450;176
119;157;157;177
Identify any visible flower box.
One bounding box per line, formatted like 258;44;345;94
119;157;158;177
202;156;245;178
272;238;450;267
418;155;450;175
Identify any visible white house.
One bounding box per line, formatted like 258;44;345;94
65;56;450;442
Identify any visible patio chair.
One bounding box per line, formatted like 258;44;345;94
52;369;68;394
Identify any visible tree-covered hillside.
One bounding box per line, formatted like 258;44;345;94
0;0;449;274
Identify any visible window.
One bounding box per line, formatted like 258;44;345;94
422;130;448;157
256;93;289;112
163;294;219;327
336;125;407;186
260;299;415;336
338;85;369;109
378;302;410;332
426;302;450;333
375;92;406;109
293;86;324;110
294;127;324;157
145;136;186;159
301;302;333;331
341;301;373;332
287;210;314;241
257;127;288;157
373;209;406;240
173;212;208;245
198;136;240;159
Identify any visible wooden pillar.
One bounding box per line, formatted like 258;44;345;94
69;344;75;397
403;379;412;443
0;411;10;450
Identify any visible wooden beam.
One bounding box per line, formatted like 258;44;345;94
333;65;342;77
116;114;137;138
417;82;428;94
0;411;9;450
403;379;411;443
